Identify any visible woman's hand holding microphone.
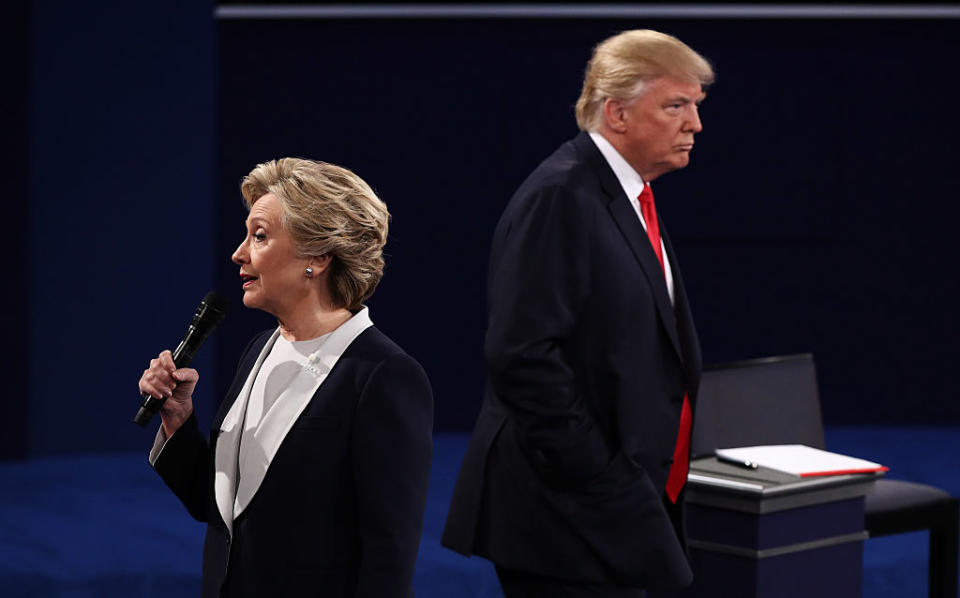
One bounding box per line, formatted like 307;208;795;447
138;350;198;438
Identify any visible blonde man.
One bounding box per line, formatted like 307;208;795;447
444;30;713;595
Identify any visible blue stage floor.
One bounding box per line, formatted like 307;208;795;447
1;427;957;597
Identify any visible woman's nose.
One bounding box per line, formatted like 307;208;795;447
231;239;248;265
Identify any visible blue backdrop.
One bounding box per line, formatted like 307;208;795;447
22;0;215;456
214;14;960;434
12;3;960;459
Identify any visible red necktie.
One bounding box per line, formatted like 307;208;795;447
638;184;692;504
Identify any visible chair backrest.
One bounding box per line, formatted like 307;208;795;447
690;353;826;458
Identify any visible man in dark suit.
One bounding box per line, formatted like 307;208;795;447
442;30;714;595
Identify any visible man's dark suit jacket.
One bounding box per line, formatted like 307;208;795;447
442;132;702;590
153;325;433;598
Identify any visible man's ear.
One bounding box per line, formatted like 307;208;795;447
602;98;628;134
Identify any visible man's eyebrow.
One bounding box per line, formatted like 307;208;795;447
673;91;708;104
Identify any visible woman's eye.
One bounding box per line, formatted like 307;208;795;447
253;232;266;241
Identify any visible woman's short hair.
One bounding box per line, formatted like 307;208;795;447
240;158;390;311
575;29;715;132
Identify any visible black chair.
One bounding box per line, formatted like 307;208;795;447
691;353;958;598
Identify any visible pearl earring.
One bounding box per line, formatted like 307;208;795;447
305;267;314;278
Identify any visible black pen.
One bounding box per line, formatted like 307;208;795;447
715;452;759;470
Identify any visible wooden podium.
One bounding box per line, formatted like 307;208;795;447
673;457;882;598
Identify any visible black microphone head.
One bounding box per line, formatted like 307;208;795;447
192;291;230;330
176;291;230;366
202;291;230;315
202;291;230;313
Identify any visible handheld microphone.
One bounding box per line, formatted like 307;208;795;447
134;291;230;426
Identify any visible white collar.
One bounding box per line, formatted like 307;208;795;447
588;131;649;204
588;131;675;304
214;306;374;533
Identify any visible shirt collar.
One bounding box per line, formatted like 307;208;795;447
588;131;648;201
305;306;373;375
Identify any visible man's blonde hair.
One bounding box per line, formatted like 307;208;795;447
575;29;715;132
240;158;390;311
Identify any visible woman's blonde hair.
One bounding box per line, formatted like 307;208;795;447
575;29;715;132
240;158;390;311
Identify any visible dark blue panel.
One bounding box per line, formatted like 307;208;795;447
756;542;864;598
677;540;864;598
28;0;215;454
686;497;865;550
0;0;30;460
218;18;960;430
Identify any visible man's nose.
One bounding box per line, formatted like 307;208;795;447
687;105;703;133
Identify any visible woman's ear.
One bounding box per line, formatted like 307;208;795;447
307;253;333;276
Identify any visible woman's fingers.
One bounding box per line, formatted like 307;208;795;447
137;350;200;406
172;368;199;384
138;351;177;398
138;372;169;399
158;350;177;372
169;368;200;400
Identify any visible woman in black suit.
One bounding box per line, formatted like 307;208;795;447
138;158;433;598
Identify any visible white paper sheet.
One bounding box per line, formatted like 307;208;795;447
715;444;888;477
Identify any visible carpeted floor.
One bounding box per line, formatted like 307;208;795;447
0;427;956;597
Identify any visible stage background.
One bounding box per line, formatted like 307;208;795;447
5;3;958;596
9;0;960;457
214;10;960;436
10;0;959;454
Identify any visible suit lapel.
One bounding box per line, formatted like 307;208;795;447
661;220;702;392
213;328;281;536
573;133;683;362
607;197;683;361
215;309;374;532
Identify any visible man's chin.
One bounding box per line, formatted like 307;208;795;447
648;157;690;180
668;154;691;172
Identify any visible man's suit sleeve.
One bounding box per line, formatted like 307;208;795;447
351;353;434;598
486;183;612;487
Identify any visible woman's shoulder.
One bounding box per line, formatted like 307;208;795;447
345;327;428;382
349;328;433;414
348;325;411;362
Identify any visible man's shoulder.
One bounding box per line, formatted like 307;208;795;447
524;134;597;185
512;133;606;205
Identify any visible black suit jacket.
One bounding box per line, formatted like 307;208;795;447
153;325;433;598
442;132;702;590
